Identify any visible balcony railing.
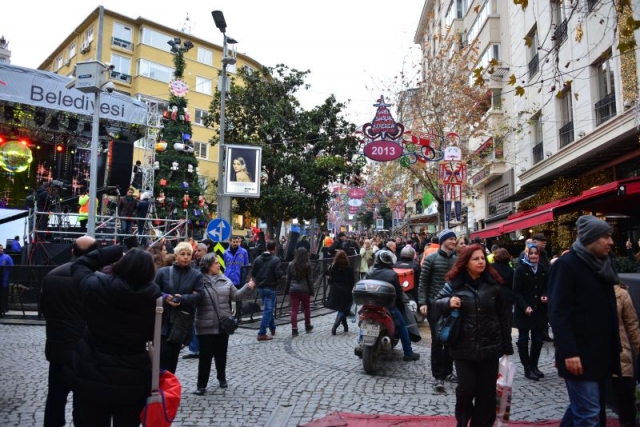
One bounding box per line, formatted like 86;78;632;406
111;37;133;51
595;92;617;126
588;0;599;12
528;52;539;79
559;121;574;148
532;141;544;164
554;19;568;45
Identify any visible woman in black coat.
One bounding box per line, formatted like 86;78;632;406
325;249;355;335
491;248;515;330
68;246;160;427
154;241;203;374
513;243;548;381
434;244;513;427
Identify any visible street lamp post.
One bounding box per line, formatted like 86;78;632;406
212;10;237;222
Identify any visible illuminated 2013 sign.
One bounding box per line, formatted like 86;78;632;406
363;140;403;161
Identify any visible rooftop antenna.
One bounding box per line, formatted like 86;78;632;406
0;36;8;50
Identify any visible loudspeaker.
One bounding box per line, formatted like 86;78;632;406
29;242;73;266
108;140;134;191
285;231;300;262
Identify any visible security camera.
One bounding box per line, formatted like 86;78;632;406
104;62;115;71
102;81;115;93
65;79;76;90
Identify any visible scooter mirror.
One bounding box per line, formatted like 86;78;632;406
401;281;409;288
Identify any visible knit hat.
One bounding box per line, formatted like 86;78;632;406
576;215;612;246
438;229;456;245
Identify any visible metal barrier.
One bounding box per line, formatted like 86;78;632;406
239;255;361;324
1;264;56;317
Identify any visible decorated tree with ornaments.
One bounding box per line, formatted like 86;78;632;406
153;45;205;228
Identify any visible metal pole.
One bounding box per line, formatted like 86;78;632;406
87;91;100;236
217;35;231;221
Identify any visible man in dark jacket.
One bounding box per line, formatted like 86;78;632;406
394;245;421;303
548;215;621;426
418;229;458;392
328;232;347;256
117;187;138;243
365;250;420;361
252;240;284;341
41;235;98;427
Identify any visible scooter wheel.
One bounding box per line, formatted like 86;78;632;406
362;345;378;374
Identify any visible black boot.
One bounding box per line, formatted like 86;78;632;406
530;341;544;378
517;342;539;381
331;317;341;335
341;317;349;332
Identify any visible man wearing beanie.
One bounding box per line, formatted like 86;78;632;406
548;215;621;425
418;229;458;392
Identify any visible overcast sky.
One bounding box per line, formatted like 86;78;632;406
3;0;424;126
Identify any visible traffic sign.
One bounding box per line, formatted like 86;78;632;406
207;218;231;242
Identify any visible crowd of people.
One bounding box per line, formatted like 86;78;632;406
36;216;640;426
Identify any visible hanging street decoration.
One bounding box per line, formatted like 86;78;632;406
438;144;467;223
169;79;189;97
361;96;405;162
0;140;33;173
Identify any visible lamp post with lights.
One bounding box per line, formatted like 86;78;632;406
211;10;237;223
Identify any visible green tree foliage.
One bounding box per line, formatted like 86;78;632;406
206;64;362;239
153;49;203;224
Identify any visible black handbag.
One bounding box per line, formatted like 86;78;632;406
166;266;194;345
435;283;462;345
204;283;239;335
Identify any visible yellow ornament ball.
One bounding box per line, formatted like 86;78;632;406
0;140;33;173
155;141;168;152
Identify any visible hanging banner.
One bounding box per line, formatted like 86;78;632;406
0;63;147;125
361;96;404;162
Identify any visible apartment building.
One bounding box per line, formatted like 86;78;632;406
37;6;263;200
413;0;640;250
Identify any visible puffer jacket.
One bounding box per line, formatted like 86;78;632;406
155;264;203;336
615;284;640;377
195;274;253;335
434;271;513;360
418;249;456;306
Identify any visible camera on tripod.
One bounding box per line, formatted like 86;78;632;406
50;179;70;190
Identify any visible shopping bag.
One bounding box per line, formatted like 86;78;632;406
140;297;183;427
494;355;515;427
140;370;182;427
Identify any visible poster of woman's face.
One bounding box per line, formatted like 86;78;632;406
225;145;261;198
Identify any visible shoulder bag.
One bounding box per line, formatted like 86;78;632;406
166;266;194;345
435;283;462;345
204;281;238;335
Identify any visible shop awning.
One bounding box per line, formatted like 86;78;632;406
499;177;640;233
470;224;503;240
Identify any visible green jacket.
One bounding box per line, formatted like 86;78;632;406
418;249;456;306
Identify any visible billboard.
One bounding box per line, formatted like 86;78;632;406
224;144;262;198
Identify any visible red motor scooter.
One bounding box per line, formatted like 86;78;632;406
352;279;399;375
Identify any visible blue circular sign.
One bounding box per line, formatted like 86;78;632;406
207;218;231;242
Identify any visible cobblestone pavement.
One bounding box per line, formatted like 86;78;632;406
0;313;591;427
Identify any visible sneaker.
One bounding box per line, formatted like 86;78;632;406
403;353;420;361
257;334;273;341
182;352;199;359
434;379;445;393
269;328;276;336
292;328;299;337
305;325;314;333
445;373;458;383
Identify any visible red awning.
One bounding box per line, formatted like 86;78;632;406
470;224;503;240
499;177;640;234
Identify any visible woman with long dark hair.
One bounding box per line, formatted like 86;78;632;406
513;243;548;381
193;253;254;396
434;243;513;426
286;247;315;336
68;246;160;426
325;249;355;335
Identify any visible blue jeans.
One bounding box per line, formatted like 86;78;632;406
120;219;133;239
188;323;199;354
258;288;277;335
560;379;602;427
389;306;413;356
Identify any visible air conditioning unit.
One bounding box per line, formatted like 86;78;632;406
80;41;90;53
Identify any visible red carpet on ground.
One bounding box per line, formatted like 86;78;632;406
301;412;622;426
